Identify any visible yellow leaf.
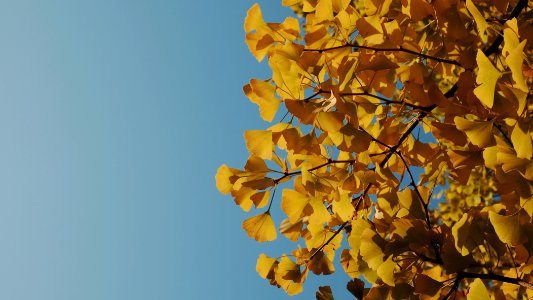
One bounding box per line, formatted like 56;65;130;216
489;212;520;245
483;146;498;170
275;255;304;295
452;212;484;255
365;0;392;16
242;212;277;242
511;121;532;159
280;218;303;241
280;17;300;40
256;253;277;279
251;190;270;209
244;80;282;122
360;228;385;270
244;130;273;160
269;53;305;99
355;15;384;45
232;188;255;211
454;117;494;148
244;3;266;33
348;219;371;250
244;4;275;62
333;192;355;222
281;189;309;223
497;146;533;180
332;0;351;12
505;40;528;92
397;188;425;220
315;112;344;133
467;278;490;300
216;164;237;194
244;156;269;173
329;124;372;153
308;197;331;225
473;50;501;108
466;0;489;43
315;0;334;23
245;32;273;62
377;256;395;286
502;18;520;58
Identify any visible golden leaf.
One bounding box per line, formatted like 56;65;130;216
244;3;266;33
467;278;490;300
243;80;282;122
242;212;277;242
466;0;489;43
376;256;396;286
333;192;355;222
360;228;385;270
256;253;277;279
275;255;304;295
489;212;521;246
511;121;532;159
473;50;501;108
281;189;309;223
454;117;494;148
315;0;334;23
279;218;303;242
215;164;238;194
452;212;486;255
505;40;528;92
244;130;273;160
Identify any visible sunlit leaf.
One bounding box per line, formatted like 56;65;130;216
467;278;490;300
511;121;532;159
466;0;489;43
473;50;501;108
244;80;282;122
244;130;273;160
489;211;521;246
216;164;238;194
376;256;395;286
256;253;277;279
454;117;494;148
315;0;334;23
360;228;385;270
242;212;277;242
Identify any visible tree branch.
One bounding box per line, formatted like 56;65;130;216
443;271;533;299
396;151;432;228
304;43;461;66
273;159;355;184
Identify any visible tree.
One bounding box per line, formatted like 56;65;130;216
217;0;532;298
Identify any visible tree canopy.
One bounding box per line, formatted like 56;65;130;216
217;0;532;298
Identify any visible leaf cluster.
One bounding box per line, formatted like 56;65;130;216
217;0;533;298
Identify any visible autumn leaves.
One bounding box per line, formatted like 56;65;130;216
218;0;532;298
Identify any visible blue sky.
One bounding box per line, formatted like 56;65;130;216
0;1;354;299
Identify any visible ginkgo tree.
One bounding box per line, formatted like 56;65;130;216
217;0;532;298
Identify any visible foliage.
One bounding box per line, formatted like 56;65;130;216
217;0;533;298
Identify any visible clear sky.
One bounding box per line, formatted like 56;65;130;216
0;1;353;299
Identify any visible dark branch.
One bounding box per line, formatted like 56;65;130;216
273;159;355;184
304;43;461;66
494;123;513;147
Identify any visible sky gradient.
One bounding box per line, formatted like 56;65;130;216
0;1;354;299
